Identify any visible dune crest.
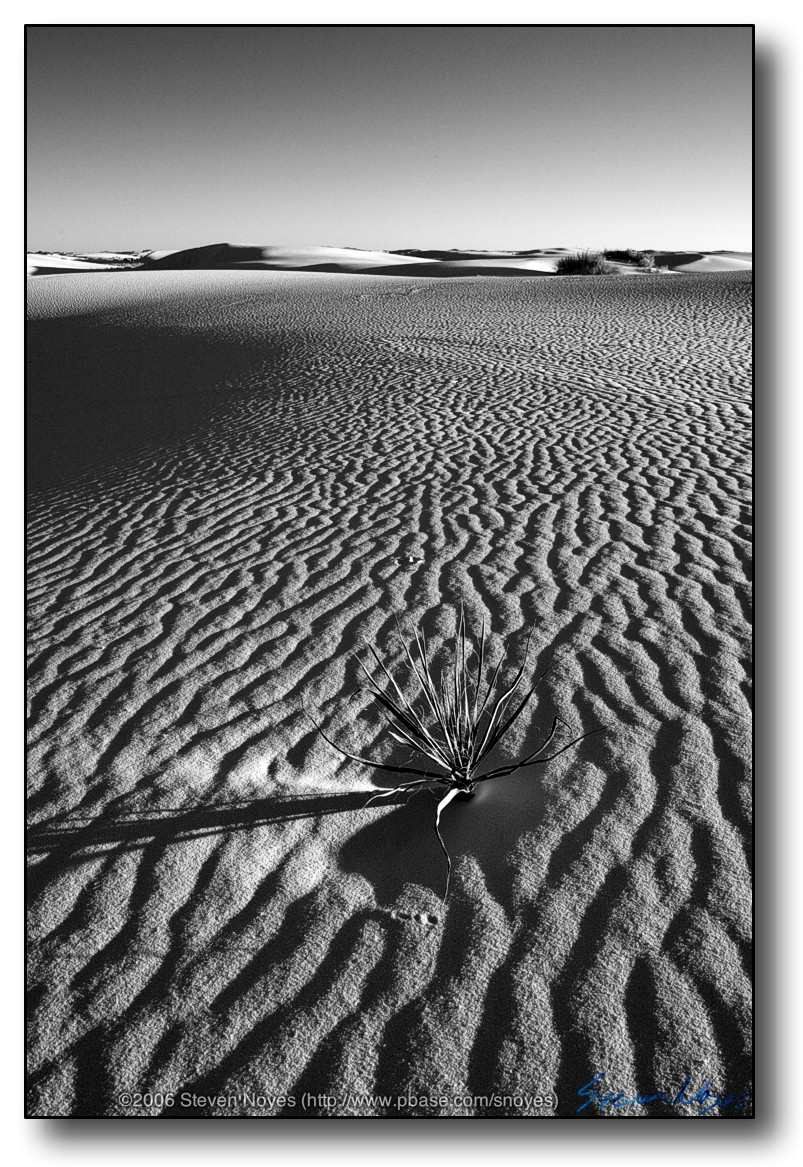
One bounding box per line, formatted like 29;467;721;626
28;243;752;278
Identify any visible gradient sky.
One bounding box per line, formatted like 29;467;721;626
26;25;753;252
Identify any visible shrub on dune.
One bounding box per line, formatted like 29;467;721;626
602;248;645;264
308;608;601;897
555;252;619;275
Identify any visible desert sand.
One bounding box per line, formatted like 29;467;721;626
26;254;115;276
27;244;753;278
27;265;752;1117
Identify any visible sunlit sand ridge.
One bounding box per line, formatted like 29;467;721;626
27;266;752;1116
27;243;752;277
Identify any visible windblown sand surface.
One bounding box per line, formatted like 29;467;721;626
27;270;752;1117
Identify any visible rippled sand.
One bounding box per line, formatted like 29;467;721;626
27;270;752;1117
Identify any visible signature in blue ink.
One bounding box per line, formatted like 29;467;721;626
577;1073;752;1116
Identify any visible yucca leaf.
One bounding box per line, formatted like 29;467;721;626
366;687;443;759
476;726;603;782
452;608;463;734
474;715;563;779
368;686;452;768
476;660;557;764
473;634;536;751
472;616;487;723
472;660;530;763
435;785;461;898
359;647;454;761
403;630;444;724
364;778;442;808
305;704;445;781
473;647;509;730
383;723;444;765
363;645;427;727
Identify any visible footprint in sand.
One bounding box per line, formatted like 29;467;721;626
390;910;439;928
374;552;425;581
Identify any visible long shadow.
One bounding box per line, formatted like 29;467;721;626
26;790;376;891
26;313;289;492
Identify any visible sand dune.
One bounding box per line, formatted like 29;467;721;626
651;252;753;273
142;244;752;276
27;268;752;1117
27;254;114;276
29;244;752;280
141;244;557;277
143;243;439;273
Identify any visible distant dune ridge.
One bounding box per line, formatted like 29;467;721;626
27;264;752;1117
27;242;753;278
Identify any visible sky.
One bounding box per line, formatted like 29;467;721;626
26;25;753;252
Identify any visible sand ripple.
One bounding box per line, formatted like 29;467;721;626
27;271;752;1116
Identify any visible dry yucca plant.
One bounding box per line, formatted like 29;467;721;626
310;608;600;896
555;251;619;275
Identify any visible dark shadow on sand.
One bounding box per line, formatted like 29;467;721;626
27;789;375;863
26;313;289;492
340;728;607;905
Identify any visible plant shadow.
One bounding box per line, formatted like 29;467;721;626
340;728;604;907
